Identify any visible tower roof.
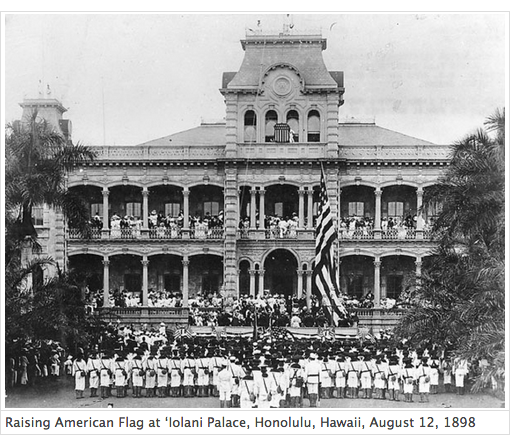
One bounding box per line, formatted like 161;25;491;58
223;32;339;92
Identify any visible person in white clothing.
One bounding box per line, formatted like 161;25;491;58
304;353;321;407
217;364;232;408
72;350;87;399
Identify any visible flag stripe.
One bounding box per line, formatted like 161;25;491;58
313;167;347;325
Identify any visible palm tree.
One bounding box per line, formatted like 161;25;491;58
395;109;505;393
5;110;95;267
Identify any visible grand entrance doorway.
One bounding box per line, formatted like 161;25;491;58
263;249;298;298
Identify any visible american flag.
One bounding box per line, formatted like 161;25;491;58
173;325;194;339
313;167;347;326
317;326;336;340
269;327;295;340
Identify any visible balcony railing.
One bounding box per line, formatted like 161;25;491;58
68;227;102;240
149;227;182;240
381;227;417;240
68;226;224;240
340;226;420;241
190;226;224;240
339;228;374;240
265;226;298;239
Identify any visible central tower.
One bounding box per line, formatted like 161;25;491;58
220;31;345;159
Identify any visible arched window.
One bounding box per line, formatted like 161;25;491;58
265;110;278;142
286;110;299;142
307;110;321;142
244;110;257;142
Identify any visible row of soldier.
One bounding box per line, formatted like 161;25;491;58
71;342;470;406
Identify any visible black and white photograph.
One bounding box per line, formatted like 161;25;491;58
3;12;506;415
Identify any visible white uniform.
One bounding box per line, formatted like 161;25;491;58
182;358;197;387
168;358;182;388
347;360;360;389
453;358;468;388
255;374;276;409
114;360;128;387
429;359;440;386
373;363;388;390
130;358;145;388
196;358;210;386
73;359;87;391
218;368;232;401
288;366;304;398
334;361;347;388
156;358;169;388
87;358;101;389
240;377;256;408
416;364;431;393
144;357;157;389
99;358;113;387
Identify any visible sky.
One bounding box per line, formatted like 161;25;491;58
4;13;507;146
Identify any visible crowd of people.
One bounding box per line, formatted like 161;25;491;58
239;213;300;238
339;215;435;239
84;287;410;327
87;210;225;239
7;325;493;407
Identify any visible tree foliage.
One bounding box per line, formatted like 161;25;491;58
5;111;96;349
395;109;505;392
5;111;95;251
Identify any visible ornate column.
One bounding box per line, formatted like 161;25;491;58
102;188;110;239
258;270;265;297
141;187;149;239
297;269;304;299
306;189;314;229
182;188;190;238
142;188;149;229
250;189;257;229
182;256;189;307
249;269;256;298
258;189;265;229
142;256;149;306
373;257;381;308
298;189;305;229
374;189;382;239
416;189;424;239
305;270;313;310
102;256;110;307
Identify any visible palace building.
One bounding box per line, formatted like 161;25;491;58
20;30;450;328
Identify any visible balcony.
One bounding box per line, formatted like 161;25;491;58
68;226;225;241
97;306;188;326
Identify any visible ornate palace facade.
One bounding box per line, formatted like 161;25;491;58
24;31;450;315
